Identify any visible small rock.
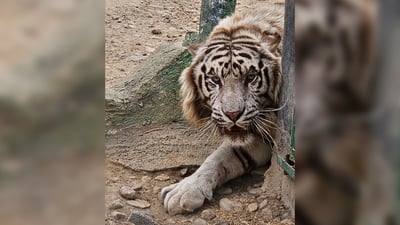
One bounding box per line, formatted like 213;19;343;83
179;168;188;176
153;186;161;194
154;174;170;181
257;196;266;202
219;198;243;212
193;218;207;225
261;207;273;221
247;203;258;212
217;186;233;195
131;182;143;190
253;182;263;188
111;211;127;221
145;46;155;53
128;211;157;225
127;199;151;209
200;209;216;220
259;199;268;209
248;187;263;196
119;186;137;200
141;176;152;183
109;199;124;210
151;29;162;35
212;218;229;225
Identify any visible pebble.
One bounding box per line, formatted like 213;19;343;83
261;207;274;221
151;29;162;35
154;174;170;181
131;182;143;190
247;203;258;212
109;199;124;209
128;211;157;225
179;168;188;176
248;187;263;196
145;46;155;53
119;186;137;200
212;218;229;225
127;199;151;209
253;182;263;188
153;186;161;194
217;186;233;195
111;211;127;221
200;209;216;220
259;199;268;209
219;198;243;212
141;176;152;183
193;218;208;225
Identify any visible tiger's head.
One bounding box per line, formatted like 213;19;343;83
180;23;282;144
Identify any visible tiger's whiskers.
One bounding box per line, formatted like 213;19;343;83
252;117;278;149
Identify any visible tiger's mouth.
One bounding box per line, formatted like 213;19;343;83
220;125;249;137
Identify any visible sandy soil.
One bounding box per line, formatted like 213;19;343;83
105;0;291;224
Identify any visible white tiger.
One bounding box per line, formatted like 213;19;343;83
161;3;284;215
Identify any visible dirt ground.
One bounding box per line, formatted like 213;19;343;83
105;124;291;225
105;0;292;224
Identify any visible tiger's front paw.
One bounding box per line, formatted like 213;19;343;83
160;175;213;215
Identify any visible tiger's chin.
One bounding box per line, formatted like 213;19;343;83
220;126;252;143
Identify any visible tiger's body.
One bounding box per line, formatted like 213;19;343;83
161;3;284;215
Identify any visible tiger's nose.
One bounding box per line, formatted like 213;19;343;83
223;110;244;122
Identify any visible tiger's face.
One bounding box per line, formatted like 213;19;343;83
180;28;282;143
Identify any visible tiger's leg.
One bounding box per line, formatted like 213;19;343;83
160;136;271;215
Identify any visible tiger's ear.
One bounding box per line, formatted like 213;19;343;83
262;31;281;54
188;43;203;56
179;67;210;126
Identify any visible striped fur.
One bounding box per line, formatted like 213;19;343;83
181;4;283;143
161;3;284;215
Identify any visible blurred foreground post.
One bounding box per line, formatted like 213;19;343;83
378;0;400;223
263;0;295;218
198;0;236;42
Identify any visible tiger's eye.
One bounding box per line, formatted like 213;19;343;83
247;73;257;82
211;76;220;83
